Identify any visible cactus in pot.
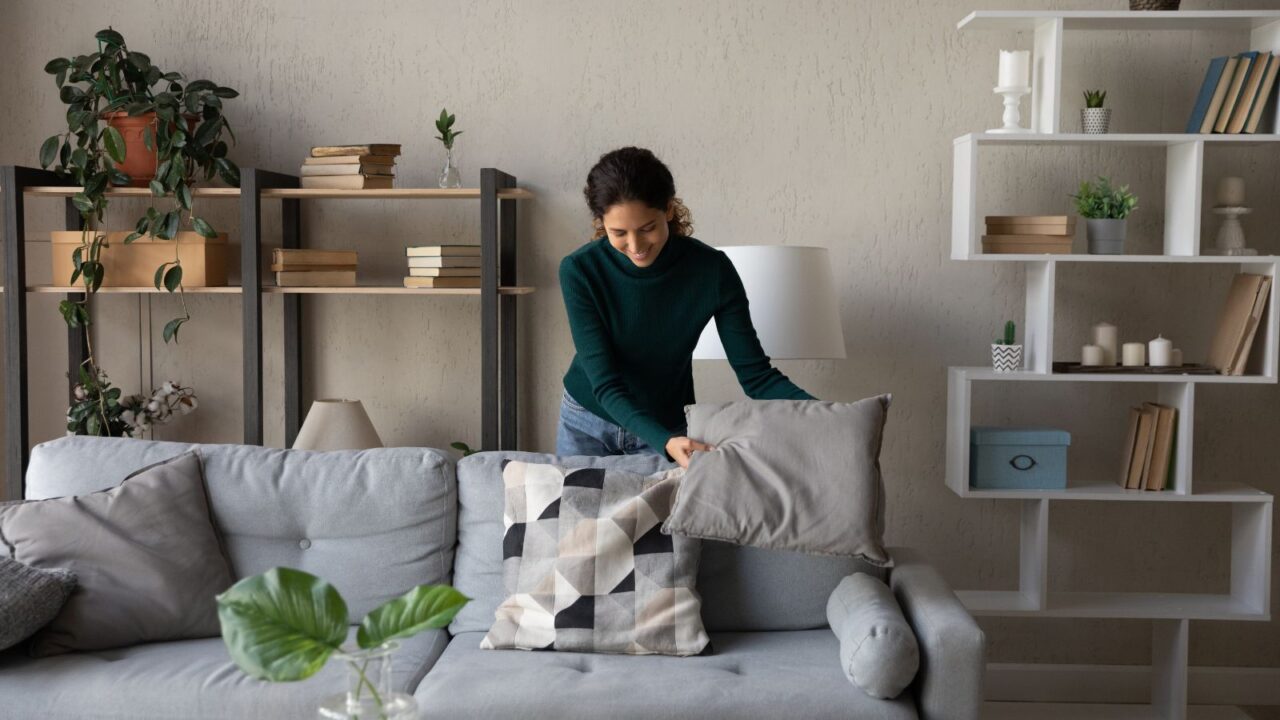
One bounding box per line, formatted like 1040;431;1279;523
992;320;1023;372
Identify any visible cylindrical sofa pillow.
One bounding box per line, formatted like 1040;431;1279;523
826;572;920;699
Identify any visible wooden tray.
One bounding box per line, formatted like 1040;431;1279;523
1052;361;1219;375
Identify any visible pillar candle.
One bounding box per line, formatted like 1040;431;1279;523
1122;342;1146;367
1082;344;1105;366
998;50;1030;88
1216;176;1246;207
1171;348;1183;367
1149;335;1173;367
1092;322;1118;366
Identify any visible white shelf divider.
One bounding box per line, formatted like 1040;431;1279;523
1240;260;1277;379
1021;499;1049;610
1025;261;1054;373
1153;619;1190;720
1164;142;1203;256
953;136;978;259
1157;383;1194;495
1031;18;1063;134
1251;20;1280;134
1231;502;1273;618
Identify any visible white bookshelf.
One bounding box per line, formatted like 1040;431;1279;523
950;11;1278;720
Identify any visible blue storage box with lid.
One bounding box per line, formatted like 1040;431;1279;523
969;426;1071;490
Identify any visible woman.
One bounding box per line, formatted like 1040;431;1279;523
557;147;816;468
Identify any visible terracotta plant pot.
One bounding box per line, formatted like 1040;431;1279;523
101;112;197;187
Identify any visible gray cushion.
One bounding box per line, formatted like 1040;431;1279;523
25;436;456;622
0;556;76;651
667;397;892;565
450;450;885;634
828;573;920;699
0;626;448;720
1;452;234;656
417;630;918;720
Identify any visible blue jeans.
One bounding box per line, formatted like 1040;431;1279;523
555;388;661;457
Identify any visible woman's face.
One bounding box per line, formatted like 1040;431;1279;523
601;200;673;268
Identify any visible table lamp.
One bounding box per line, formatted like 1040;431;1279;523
292;399;383;450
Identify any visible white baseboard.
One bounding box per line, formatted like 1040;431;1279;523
987;663;1280;706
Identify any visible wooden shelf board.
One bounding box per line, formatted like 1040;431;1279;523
959;590;1268;621
261;285;534;295
27;285;241;294
959;10;1280;32
957;254;1280;264
23;186;241;198
952;480;1272;503
257;187;534;200
957;132;1280;146
954;366;1275;384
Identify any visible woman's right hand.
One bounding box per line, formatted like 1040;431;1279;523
666;436;714;469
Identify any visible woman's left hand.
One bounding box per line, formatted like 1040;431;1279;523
666;436;714;469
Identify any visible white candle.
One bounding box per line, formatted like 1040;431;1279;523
1122;342;1146;367
1082;344;1105;366
1217;176;1246;207
998;50;1030;88
1092;322;1118;366
1149;335;1173;367
1171;348;1183;367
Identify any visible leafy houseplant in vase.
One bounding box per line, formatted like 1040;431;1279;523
1072;176;1138;255
992;321;1022;373
1081;89;1110;134
435;108;463;188
218;568;468;720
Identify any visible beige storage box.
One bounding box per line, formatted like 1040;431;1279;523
51;231;231;287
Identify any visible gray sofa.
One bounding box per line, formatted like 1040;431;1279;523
0;437;984;719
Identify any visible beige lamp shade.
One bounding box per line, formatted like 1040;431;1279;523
693;245;846;360
292;399;383;451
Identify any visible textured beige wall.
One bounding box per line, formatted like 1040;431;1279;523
2;0;1279;667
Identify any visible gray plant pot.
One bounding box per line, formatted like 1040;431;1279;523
1086;218;1127;254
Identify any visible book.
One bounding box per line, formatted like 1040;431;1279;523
983;223;1074;236
299;164;395;177
1245;53;1280;133
406;255;482;268
1201;55;1241;133
1207;273;1270;374
300;175;394;190
1126;406;1158;490
1142;402;1177;492
1214;52;1258;133
275;270;357;287
1229;275;1272;376
984;215;1073;225
407;267;482;277
272;249;358;266
303;155;397;167
403;276;482;289
310;144;401;157
980;235;1072;254
1119;406;1142;488
271;263;358;272
405;245;482;257
1227;52;1272;133
1186;56;1230;133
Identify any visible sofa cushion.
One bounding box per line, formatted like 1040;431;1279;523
25;437;456;622
481;461;708;656
418;630;918;720
0;627;448;720
828;573;920;699
0;556;76;652
451;450;886;634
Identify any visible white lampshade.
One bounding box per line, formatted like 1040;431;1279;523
292;399;383;451
693;245;846;360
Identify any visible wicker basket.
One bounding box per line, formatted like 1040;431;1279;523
1129;0;1181;10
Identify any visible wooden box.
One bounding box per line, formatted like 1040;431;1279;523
51;231;231;287
981;235;1073;254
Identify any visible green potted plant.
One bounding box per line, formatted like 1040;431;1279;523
992;320;1022;373
435;108;463;188
1081;89;1110;134
1071;176;1138;255
218;567;468;720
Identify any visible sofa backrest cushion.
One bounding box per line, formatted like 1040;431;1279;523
25;436;456;622
450;450;886;634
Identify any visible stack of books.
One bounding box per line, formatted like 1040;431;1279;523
300;144;401;190
1119;402;1177;492
981;215;1075;254
272;248;358;287
403;245;481;289
1207;272;1272;376
1186;52;1279;134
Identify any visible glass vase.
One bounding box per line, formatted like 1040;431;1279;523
438;147;461;189
317;642;417;720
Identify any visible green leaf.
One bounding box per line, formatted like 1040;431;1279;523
177;183;193;210
59;85;86;104
103;126;126;164
162;316;185;343
216;568;348;682
192;217;216;239
95;28;125;47
44;58;71;74
143;125;154;152
356;585;469;650
213;86;239;99
163;264;182;293
215;158;240;187
126;51;151;71
161;210;180;240
149;179;165;197
153;262;168;290
123;232;142;244
71;193;94;213
185;79;216;93
40;135;60;168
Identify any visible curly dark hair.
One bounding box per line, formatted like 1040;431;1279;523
584;147;693;238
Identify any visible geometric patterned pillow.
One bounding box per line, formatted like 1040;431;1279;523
481;461;709;656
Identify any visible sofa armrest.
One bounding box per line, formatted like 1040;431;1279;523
887;547;985;720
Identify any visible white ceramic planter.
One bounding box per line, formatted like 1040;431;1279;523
1081;107;1111;134
992;343;1023;373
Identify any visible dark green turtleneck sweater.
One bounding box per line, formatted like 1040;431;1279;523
559;234;814;455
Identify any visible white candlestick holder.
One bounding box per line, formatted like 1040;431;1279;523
1205;206;1257;256
988;86;1032;134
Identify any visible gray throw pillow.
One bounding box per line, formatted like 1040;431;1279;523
827;572;919;699
0;451;234;657
0;556;77;651
663;396;892;566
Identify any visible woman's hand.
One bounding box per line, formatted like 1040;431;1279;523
665;436;714;469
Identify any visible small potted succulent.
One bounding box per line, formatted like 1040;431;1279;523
992;321;1022;373
1129;0;1180;10
1072;176;1138;255
435;108;463;188
1081;89;1110;134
